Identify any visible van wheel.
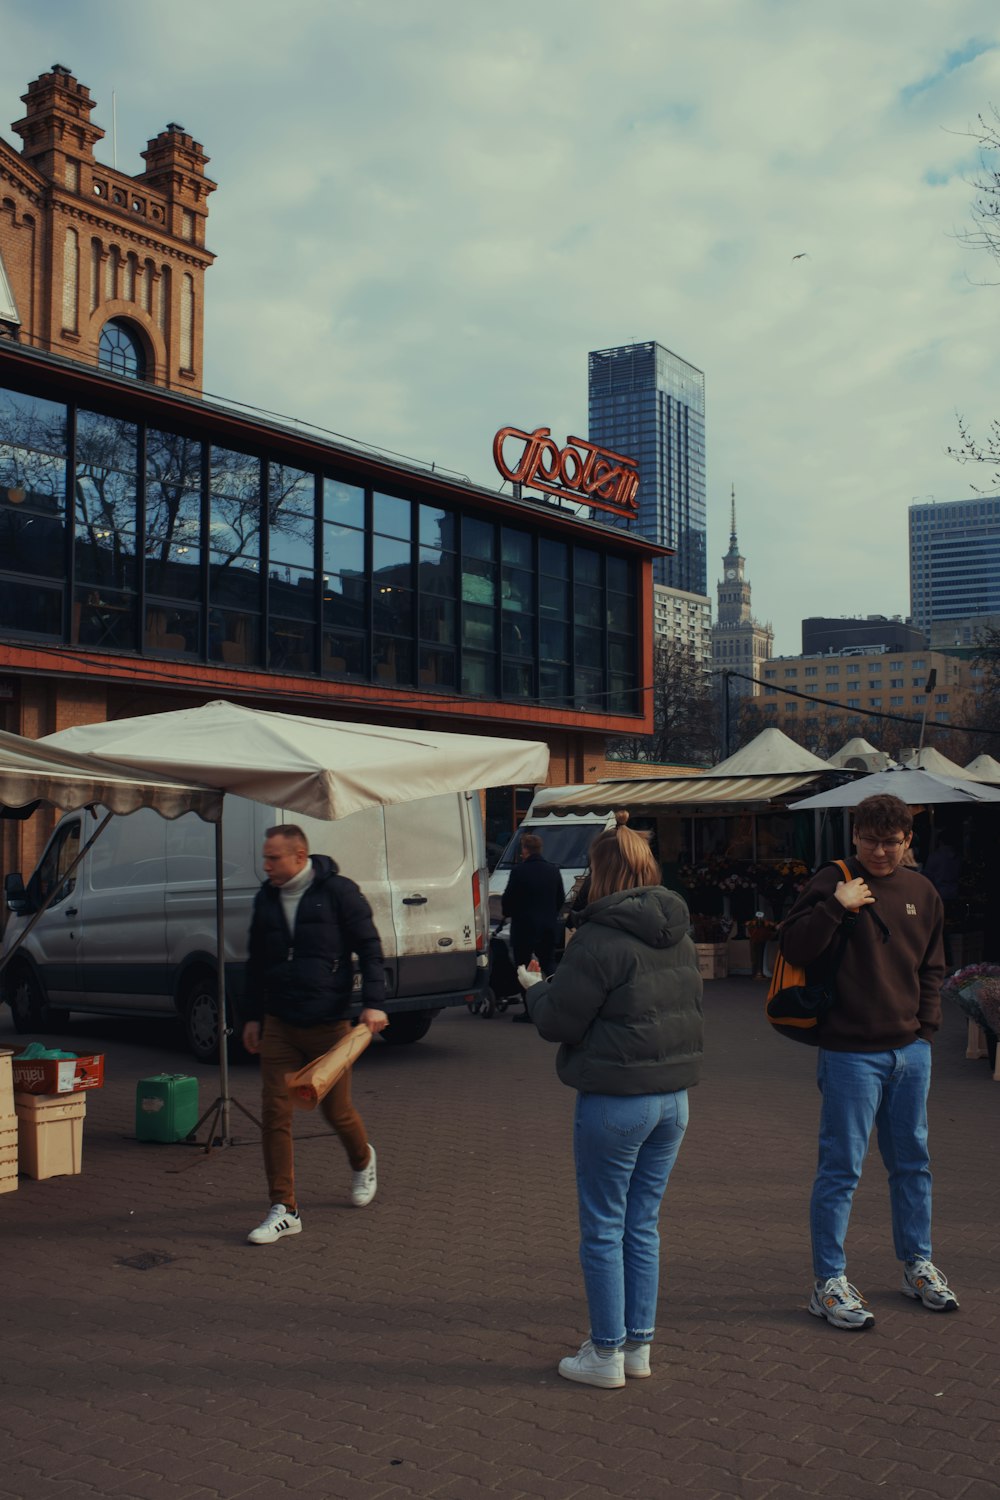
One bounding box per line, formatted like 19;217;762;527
6;966;69;1033
381;1011;433;1045
183;973;222;1063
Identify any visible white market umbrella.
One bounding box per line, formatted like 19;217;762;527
900;746;977;781
708;726;831;777
44;700;549;818
789;765;1000;810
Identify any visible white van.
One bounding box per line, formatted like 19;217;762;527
1;791;490;1059
487;807;614;924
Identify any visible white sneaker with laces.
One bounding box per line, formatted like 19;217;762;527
247;1203;301;1245
351;1144;377;1207
557;1338;625;1389
808;1275;874;1330
902;1258;959;1311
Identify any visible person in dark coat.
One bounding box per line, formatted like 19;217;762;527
501;832;565;1019
241;824;388;1245
519;821;703;1389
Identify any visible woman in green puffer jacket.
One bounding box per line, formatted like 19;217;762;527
522;816;703;1390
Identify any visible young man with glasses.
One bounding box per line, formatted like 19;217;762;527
780;793;957;1329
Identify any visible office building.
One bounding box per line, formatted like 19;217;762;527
653;583;712;673
802;615;925;656
909;496;1000;634
588;341;706;593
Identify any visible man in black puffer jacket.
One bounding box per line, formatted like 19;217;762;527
242;824;388;1245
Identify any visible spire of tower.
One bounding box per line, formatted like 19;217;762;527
729;484;737;551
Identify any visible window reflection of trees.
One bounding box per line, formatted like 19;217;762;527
0;391;67;586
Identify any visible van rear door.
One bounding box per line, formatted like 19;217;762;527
383;792;478;996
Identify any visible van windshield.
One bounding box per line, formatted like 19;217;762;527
496;823;602;871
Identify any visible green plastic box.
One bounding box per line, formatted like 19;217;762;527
135;1074;199;1143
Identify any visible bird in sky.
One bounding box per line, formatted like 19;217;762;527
792;252;809;260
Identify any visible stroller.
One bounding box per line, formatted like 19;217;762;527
469;923;523;1018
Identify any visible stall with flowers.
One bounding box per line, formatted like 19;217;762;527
943;962;1000;1082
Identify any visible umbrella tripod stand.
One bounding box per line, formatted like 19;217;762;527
187;814;262;1151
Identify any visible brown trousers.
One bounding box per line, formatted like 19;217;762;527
259;1015;369;1212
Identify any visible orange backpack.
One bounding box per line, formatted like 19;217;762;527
765;860;853;1045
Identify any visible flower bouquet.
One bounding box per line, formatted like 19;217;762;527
689;913;734;944
941;962;1000;1034
745;912;778;979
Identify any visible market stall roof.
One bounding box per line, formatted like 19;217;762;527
43;700;550;821
788;765;1000;810
964;753;1000;783
706;727;832;777
531;772;829;814
900;746;977;780
0;728;222;822
827;737;893;771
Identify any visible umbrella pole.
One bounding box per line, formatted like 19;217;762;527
188;799;261;1150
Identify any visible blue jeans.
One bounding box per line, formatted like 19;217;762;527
810;1043;933;1280
573;1090;689;1350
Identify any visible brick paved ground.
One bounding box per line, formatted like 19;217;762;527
1;980;997;1500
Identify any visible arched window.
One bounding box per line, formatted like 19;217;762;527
98;319;146;379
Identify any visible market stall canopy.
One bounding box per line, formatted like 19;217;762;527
530;726;845;814
827;737;893;772
788;765;1000;810
899;746;977;780
43;701;550;821
707;727;832;777
964;753;1000;784
0;728;222;822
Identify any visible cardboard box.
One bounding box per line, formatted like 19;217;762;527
14;1092;87;1180
695;942;729;980
11;1050;104;1095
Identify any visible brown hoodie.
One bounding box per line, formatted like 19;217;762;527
780;856;945;1052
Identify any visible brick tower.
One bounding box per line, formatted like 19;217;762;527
0;64;215;391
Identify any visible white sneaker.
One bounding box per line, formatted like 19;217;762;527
351;1144;377;1207
808;1275;874;1330
557;1338;625;1389
623;1342;651;1378
902;1258;959;1311
247;1203;301;1245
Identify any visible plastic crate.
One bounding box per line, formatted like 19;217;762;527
14;1092;87;1180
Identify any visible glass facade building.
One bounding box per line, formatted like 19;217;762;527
909;497;1000;634
588;341;706;594
0;349;645;721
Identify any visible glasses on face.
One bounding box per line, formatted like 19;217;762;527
856;835;907;852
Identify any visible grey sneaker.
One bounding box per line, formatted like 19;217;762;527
808;1275;875;1330
247;1203;301;1245
351;1144;377;1207
557;1338;625;1389
623;1342;651;1379
902;1258;959;1311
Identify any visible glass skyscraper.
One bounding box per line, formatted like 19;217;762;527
909;496;1000;632
588;341;706;593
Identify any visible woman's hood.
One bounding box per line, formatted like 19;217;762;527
579;886;691;949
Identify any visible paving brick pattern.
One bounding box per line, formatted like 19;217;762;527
1;981;997;1500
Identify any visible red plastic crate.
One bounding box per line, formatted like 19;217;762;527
11;1050;105;1095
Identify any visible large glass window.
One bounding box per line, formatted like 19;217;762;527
98;319;146;380
74;410;139;651
372;492;413;685
501;527;534;698
0;389;67;637
145;428;203;656
461;517;496;696
267;463;316;673
417;504;456;689
322;479;367;678
208;445;261;666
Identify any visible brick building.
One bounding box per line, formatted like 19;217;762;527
0;63;215;392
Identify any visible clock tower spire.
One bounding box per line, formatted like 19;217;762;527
710;484;773;700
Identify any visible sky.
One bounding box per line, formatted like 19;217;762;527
4;0;1000;655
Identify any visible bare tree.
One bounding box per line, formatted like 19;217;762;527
608;638;718;765
950;109;1000;484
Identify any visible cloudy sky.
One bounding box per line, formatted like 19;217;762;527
4;0;1000;653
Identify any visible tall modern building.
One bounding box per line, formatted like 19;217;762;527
909;496;1000;635
588;341;706;592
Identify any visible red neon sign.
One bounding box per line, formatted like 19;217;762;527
492;425;640;519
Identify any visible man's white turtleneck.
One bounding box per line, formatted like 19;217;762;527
279;859;315;935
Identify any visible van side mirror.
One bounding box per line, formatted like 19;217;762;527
4;872;30;915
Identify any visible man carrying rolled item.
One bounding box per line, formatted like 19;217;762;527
780;792;958;1328
242;824;389;1245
